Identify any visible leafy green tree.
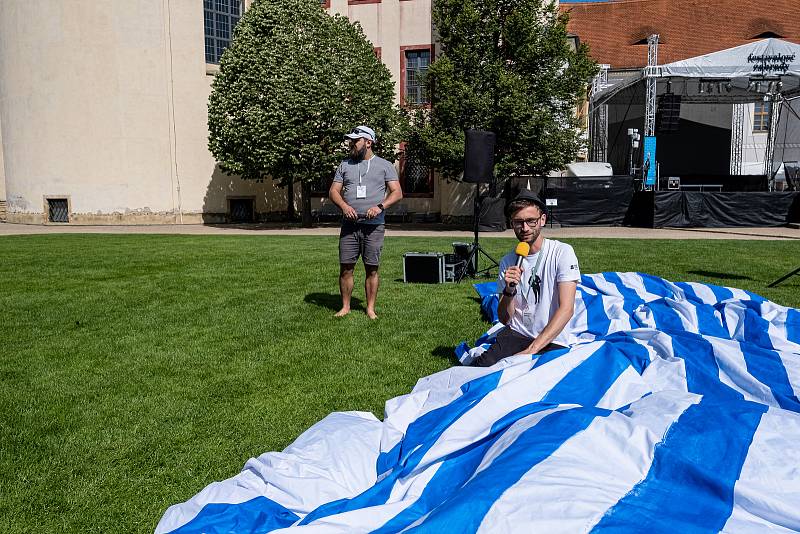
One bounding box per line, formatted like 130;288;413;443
208;0;402;226
406;0;598;183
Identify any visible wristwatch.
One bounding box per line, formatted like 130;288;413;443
377;203;385;212
502;287;517;297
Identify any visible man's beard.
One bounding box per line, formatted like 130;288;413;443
351;145;368;161
515;226;541;244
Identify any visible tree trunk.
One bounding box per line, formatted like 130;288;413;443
301;181;313;228
286;180;295;221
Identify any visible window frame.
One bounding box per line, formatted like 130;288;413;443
753;100;771;133
227;196;256;223
399;142;434;198
400;44;434;108
204;0;244;65
44;196;71;224
310;170;336;198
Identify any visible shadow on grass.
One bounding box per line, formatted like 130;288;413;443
688;270;752;281
431;345;460;366
304;292;364;311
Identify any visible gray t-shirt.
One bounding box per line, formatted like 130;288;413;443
333;155;399;225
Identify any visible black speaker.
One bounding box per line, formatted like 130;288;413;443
463;130;496;183
657;94;681;133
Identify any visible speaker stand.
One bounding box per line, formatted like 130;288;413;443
456;183;499;282
767;266;800;288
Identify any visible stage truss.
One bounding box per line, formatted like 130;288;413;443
730;104;744;175
765;95;783;184
589;64;611;163
644;34;659;138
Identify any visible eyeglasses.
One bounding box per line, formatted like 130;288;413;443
510;216;543;229
350;128;365;135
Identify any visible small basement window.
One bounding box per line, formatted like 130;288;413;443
228;198;255;222
47;198;69;223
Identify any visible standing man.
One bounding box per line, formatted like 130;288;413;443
329;125;403;319
472;190;580;367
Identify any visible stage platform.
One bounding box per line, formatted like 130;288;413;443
533;175;799;228
628;191;800;228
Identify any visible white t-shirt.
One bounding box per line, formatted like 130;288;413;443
496;239;581;346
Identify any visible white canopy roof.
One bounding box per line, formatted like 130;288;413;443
660;38;800;79
593;39;800;105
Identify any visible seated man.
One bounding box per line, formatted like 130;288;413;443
472;190;580;367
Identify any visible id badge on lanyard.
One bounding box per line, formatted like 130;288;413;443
357;159;371;199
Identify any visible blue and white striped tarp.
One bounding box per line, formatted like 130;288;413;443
157;272;800;533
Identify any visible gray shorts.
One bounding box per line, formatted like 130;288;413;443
339;222;385;266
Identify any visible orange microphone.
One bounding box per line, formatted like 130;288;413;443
508;241;530;288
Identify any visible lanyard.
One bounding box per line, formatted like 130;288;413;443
358;157;372;185
525;239;546;303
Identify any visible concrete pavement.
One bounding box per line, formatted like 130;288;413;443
1;221;799;240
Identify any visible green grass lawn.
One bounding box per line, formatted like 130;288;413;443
1;234;798;533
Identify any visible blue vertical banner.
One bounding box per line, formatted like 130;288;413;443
643;136;657;186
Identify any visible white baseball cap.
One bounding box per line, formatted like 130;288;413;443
344;125;376;142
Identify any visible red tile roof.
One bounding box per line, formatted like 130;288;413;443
561;0;800;69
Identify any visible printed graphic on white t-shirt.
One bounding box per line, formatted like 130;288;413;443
496;239;581;346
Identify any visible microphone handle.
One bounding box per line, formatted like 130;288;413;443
508;255;526;288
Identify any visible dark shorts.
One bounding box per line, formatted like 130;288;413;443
472;326;565;367
339;222;385;266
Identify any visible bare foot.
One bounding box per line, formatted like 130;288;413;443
334;308;350;317
366;309;378;320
